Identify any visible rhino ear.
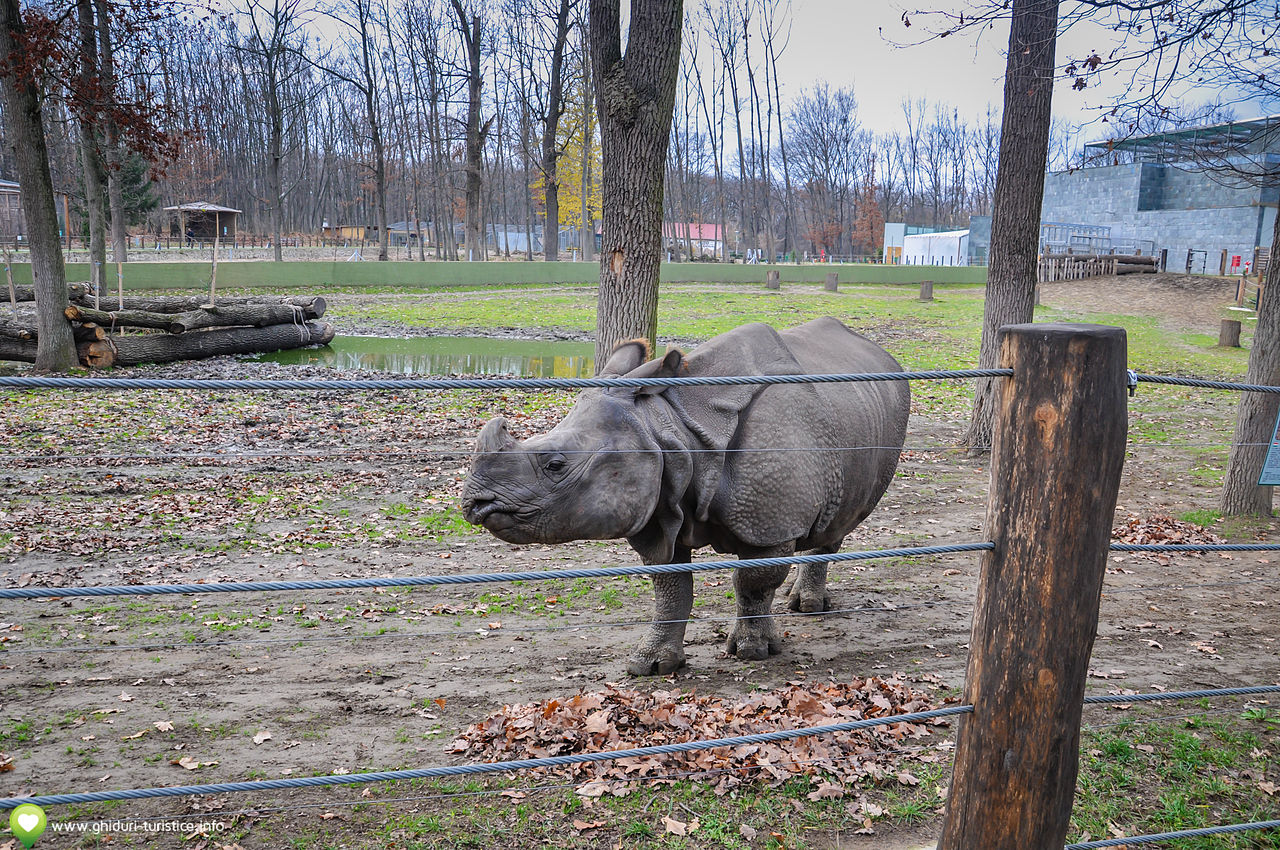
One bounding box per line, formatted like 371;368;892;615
632;348;685;396
599;339;651;376
476;416;516;453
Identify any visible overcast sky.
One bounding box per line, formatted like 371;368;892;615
772;0;1274;140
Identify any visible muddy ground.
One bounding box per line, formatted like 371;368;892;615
1;273;1277;848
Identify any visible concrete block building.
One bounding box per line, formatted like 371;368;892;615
1041;116;1280;272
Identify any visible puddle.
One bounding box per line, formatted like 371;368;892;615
251;335;597;377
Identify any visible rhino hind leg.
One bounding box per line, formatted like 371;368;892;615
785;543;838;613
627;548;694;676
726;545;793;661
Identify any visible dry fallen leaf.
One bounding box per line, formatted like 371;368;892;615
118;691;134;702
739;824;758;840
807;782;845;801
572;819;607;831
575;780;610;798
1260;781;1277;796
253;730;273;745
154;720;175;732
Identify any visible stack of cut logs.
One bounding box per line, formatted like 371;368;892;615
2;285;335;368
1037;253;1158;283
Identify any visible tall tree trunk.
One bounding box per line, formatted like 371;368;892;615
541;0;573;262
266;60;285;262
453;0;486;261
95;0;126;263
961;0;1059;454
77;0;107;292
1221;209;1280;515
589;0;682;363
765;13;794;260
363;77;388;262
580;36;594;262
0;0;76;370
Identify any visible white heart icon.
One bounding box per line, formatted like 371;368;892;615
17;812;39;831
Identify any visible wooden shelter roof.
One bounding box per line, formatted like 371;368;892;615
164;202;242;214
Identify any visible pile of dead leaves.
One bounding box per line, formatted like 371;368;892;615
1112;513;1222;548
448;677;949;797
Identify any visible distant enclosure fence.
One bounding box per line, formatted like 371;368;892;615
2;323;1279;849
0;259;988;290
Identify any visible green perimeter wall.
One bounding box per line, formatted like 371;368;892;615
7;260;987;290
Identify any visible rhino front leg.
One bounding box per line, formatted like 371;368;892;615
627;546;693;676
786;543;837;613
726;544;793;661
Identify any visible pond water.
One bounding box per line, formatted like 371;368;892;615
251;335;597;377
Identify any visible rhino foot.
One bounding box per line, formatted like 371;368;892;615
786;586;831;614
726;622;781;661
626;646;687;677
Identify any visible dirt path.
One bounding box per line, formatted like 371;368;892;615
1042;272;1244;329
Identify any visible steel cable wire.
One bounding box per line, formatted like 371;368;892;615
0;369;1012;393
1064;819;1280;849
0;542;995;600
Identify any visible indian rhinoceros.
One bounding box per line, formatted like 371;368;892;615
461;317;909;675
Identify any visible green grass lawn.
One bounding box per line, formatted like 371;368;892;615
321;281;1253;381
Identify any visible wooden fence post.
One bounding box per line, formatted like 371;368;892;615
765;269;780;290
825;271;838;292
919;280;934;301
938;323;1127;850
1219;319;1242;347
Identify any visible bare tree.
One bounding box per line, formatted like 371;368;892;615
77;0;108;293
237;0;310;261
958;0;1060;454
0;0;76;369
589;0;683;360
539;0;576;261
94;0;127;262
787;83;861;257
452;0;489;260
325;0;391;260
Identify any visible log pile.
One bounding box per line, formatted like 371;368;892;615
1037;253;1158;282
1;291;334;368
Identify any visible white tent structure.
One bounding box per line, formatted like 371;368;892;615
902;229;970;266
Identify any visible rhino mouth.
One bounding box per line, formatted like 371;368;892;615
462;495;537;533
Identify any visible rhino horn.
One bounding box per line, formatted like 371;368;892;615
476;416;516;452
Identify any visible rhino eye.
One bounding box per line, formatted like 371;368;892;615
544;454;568;474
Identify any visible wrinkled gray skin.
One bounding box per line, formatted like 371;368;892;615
461;318;909;675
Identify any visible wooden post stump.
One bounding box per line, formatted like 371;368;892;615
765;270;780;290
1236;278;1247;308
824;271;838;292
1219;319;1242;347
938;323;1127;850
919;280;934;301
